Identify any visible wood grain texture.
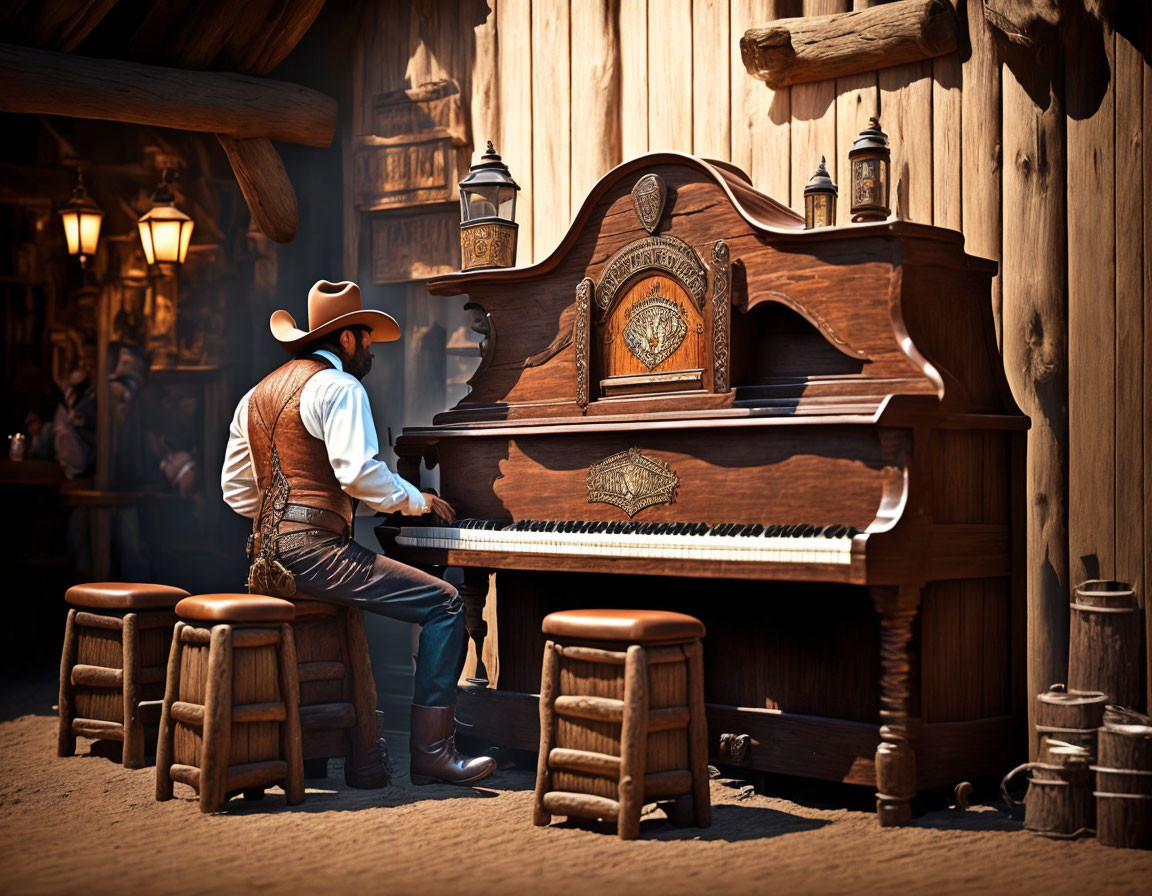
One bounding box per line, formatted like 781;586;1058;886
648;0;693;152
834;71;878;224
930;46;960;230
879;60;932;222
741;0;959;89
497;0;533;263
571;0;622;201
960;0;1002;347
0;42;337;147
693;0;731;161
530;0;570;259
1114;22;1144;702
620;0;649;160
732;0;797;203
1145;1;1152;712
1067;20;1115;588
216;135;298;242
1001;47;1068;759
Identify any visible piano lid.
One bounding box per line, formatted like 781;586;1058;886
425;152;1015;428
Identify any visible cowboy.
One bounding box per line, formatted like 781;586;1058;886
220;280;495;787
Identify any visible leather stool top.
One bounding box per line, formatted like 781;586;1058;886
66;582;189;610
176;594;296;624
542;609;705;644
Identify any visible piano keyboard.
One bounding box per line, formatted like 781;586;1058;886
394;519;859;565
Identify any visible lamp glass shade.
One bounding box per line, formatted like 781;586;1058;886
59;177;103;261
138;204;194;264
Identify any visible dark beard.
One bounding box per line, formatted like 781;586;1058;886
344;342;374;380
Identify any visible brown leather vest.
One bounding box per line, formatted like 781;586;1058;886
248;357;354;534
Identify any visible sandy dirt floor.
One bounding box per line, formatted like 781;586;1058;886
1;673;1149;896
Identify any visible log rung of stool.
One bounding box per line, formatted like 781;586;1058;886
289;598;388;788
532;609;712;840
156;595;304;813
58;582;188;769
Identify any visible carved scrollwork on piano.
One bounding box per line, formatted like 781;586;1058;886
594;235;707;316
575;277;592;411
586;447;679;518
711;239;731;393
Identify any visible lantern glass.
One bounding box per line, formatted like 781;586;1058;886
805;192;835;229
138;204;194;264
461;186;499;222
59;170;103;262
78;211;103;256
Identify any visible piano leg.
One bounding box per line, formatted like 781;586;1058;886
460;567;491;686
871;585;922;827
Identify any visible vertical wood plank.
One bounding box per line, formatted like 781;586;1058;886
789;2;846;213
532;0;568;259
692;0;730;161
1115;18;1144;689
470;0;500;154
620;0;648;160
1067;21;1116;587
961;0;1002;347
731;0;796;201
1144;1;1152;710
932;48;961;230
571;0;622;202
648;0;693;152
834;71;877;225
1001;46;1068;758
498;0;533;264
879;61;932;223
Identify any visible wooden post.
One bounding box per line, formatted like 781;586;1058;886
155;621;185;801
215;135;299;243
533;640;560;827
342;607;387;789
872;585;921;826
617;644;649;840
460;567;490;686
279;623;305;806
57;608;77;758
199;625;234;813
1001;38;1068;758
121;613;145;770
684;639;712;828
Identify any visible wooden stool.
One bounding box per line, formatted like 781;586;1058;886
289;599;388;788
532;609;711;840
58;582;188;769
156;595;305;813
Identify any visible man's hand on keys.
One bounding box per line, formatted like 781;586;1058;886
422;493;456;523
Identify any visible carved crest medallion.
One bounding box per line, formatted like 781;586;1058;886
631;173;667;234
586;447;679;518
622;284;687;369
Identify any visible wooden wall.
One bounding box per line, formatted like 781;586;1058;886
348;0;1151;720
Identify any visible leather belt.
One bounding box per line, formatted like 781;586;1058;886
274;529;345;555
281;503;351;534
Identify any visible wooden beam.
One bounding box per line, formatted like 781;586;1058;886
0;43;336;147
216;135;298;243
741;0;959;89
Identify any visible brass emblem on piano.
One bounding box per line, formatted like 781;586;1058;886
586;447;680;518
622;284;688;369
631;173;668;234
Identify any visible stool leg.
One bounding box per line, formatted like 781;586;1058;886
617;644;649;840
156;622;185;801
279;623;305;805
532;640;560;826
684;640;711;828
342;608;387;788
121;613;145;770
57;609;78;757
199;625;234;813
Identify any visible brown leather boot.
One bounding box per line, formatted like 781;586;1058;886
410;705;495;785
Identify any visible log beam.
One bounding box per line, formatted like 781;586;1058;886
740;0;959;90
216;135;298;242
0;43;336;147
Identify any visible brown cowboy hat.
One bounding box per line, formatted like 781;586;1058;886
269;280;400;352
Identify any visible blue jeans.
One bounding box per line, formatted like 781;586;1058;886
277;535;465;707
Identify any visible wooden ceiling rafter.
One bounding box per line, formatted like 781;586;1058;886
0;0;333;243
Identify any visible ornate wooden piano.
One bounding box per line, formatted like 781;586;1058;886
381;153;1027;825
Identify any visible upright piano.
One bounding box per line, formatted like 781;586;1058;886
382;153;1028;825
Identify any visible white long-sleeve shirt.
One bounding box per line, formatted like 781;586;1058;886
220;349;427;519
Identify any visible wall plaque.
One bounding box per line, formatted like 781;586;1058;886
594;235;707;315
586;447;680;518
370;204;460;283
622;284;688;370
